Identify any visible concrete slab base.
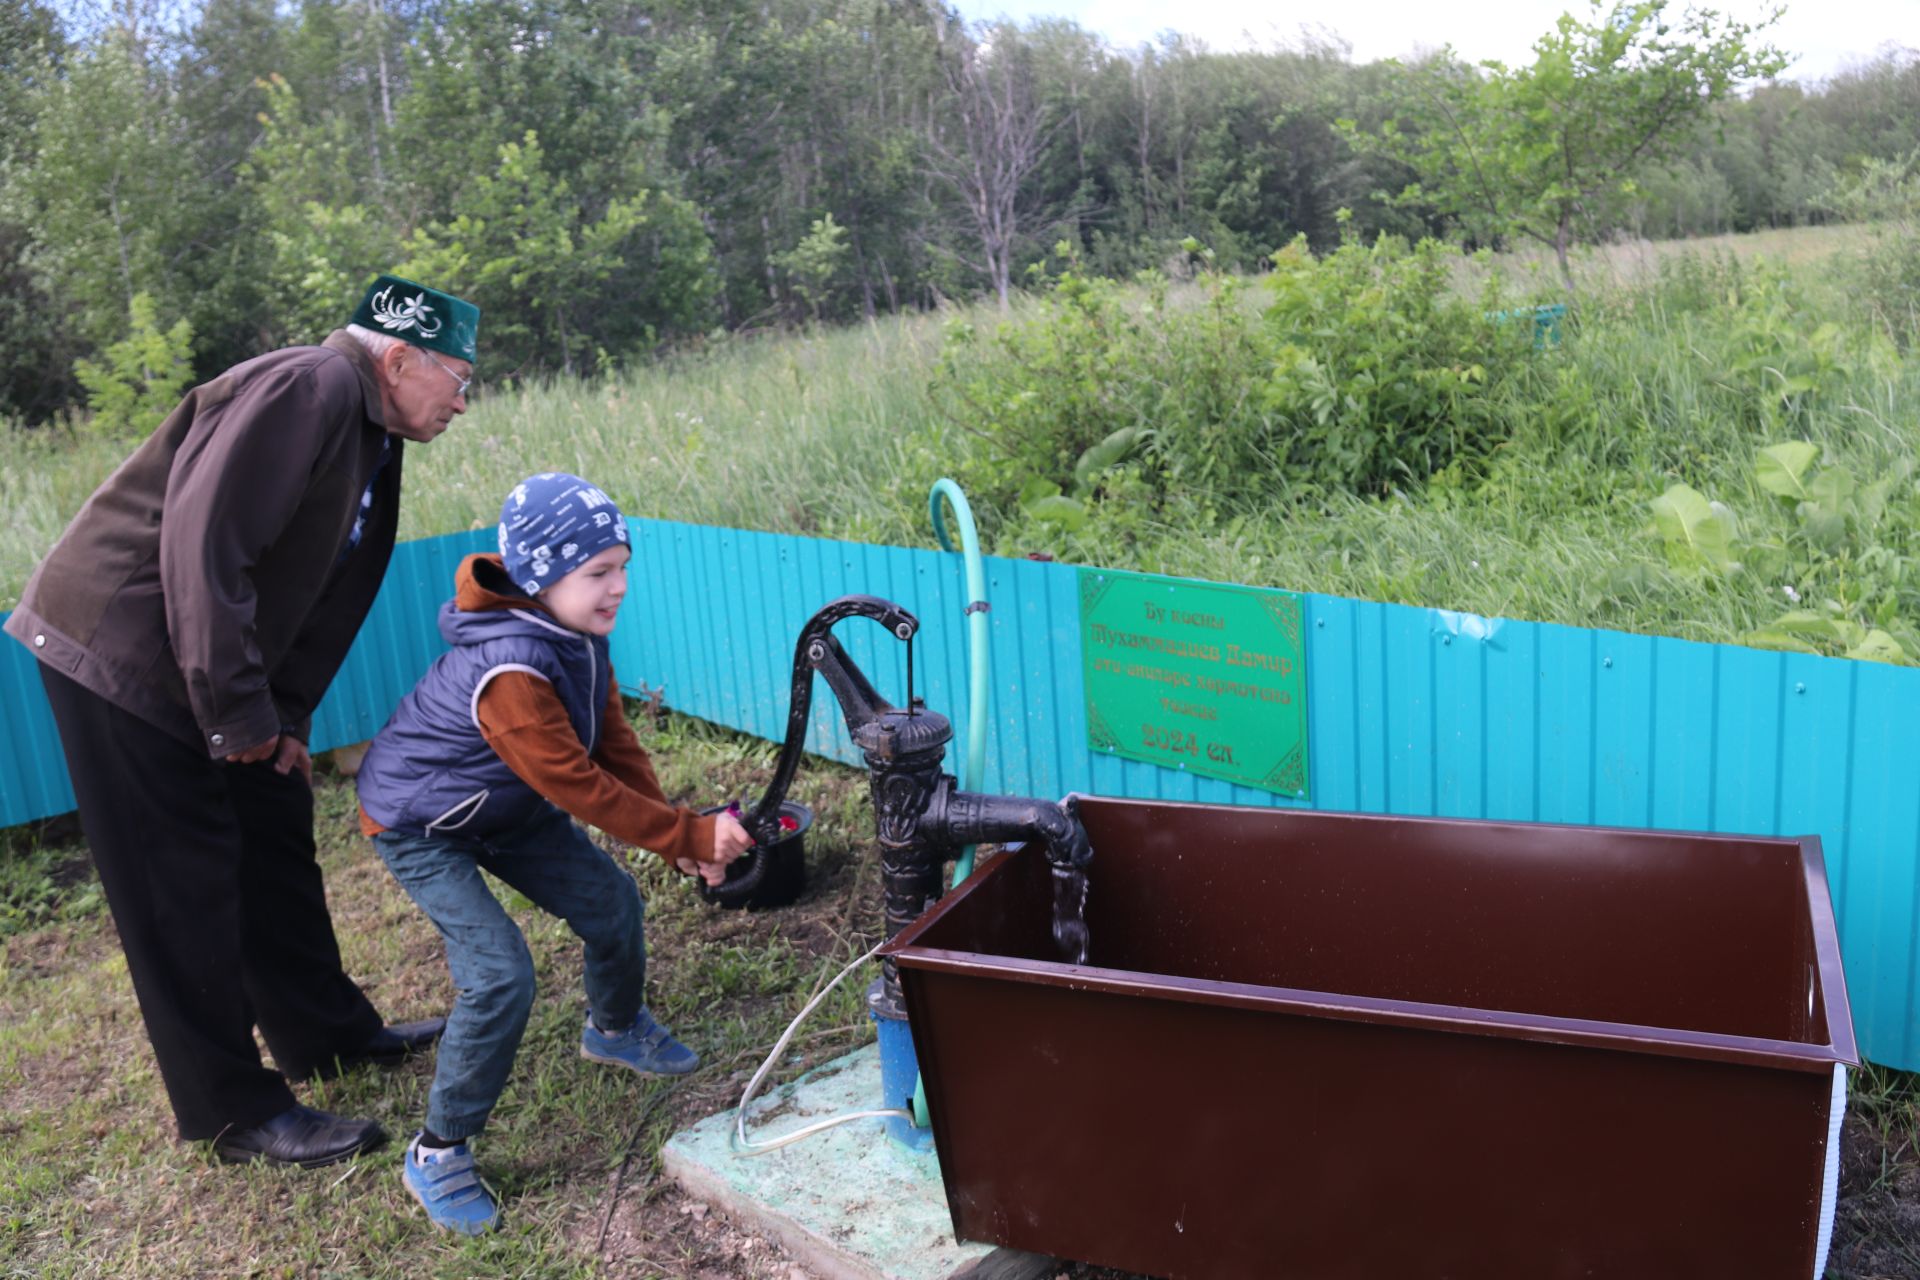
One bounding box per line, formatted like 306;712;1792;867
661;1044;1056;1280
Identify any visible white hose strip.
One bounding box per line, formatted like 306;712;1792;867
730;937;913;1156
1811;1062;1847;1280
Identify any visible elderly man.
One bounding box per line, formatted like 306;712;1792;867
6;275;478;1169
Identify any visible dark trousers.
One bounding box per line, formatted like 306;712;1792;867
40;666;384;1140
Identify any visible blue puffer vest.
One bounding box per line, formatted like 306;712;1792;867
357;575;610;840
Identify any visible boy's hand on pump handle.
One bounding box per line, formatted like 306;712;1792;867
676;811;754;886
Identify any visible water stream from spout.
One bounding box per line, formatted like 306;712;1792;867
1050;864;1090;965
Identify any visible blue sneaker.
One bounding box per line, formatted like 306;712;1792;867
401;1135;499;1236
580;1009;700;1076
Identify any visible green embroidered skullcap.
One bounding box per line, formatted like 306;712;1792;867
350;275;479;363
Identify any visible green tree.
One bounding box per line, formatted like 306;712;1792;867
241;72;400;346
0;0;77;423
9;32;197;349
398;130;714;377
166;0;288;368
72;290;195;438
774;213;850;322
1357;2;1786;285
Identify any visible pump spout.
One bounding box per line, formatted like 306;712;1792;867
938;790;1092;873
928;789;1093;964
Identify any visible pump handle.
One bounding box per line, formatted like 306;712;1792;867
704;597;919;907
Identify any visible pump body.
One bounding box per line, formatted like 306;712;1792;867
725;596;1094;1143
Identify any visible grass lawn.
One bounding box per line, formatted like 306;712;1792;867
3;702;1918;1277
0;708;902;1279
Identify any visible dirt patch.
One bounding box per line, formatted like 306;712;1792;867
1831;1092;1920;1279
585;1179;821;1279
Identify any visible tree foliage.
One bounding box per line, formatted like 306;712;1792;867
1356;2;1789;283
0;0;1913;425
72;291;195;439
398;130;714;377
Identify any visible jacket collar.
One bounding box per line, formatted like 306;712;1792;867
323;329;388;428
457;554;556;618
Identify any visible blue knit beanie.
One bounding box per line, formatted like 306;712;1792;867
498;472;630;595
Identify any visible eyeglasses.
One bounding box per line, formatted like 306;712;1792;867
420;349;474;398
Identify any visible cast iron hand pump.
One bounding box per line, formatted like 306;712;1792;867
727;595;1093;1008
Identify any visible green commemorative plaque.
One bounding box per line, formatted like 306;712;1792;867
1079;568;1309;797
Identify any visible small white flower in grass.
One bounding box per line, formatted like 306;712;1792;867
1783;584;1801;603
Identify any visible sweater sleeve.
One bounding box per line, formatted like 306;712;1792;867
476;671;715;865
590;678;672;803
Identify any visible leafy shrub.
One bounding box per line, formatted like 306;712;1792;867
1708;262;1898;432
1257;230;1529;496
930;240;1270;539
71;291;194;439
930;231;1537;551
774;213;852;323
1649;441;1920;664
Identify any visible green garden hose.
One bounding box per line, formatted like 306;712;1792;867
912;478;992;1130
929;477;991;886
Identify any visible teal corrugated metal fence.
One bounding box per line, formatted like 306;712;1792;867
3;520;1917;1070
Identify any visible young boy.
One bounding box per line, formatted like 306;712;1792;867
357;471;753;1234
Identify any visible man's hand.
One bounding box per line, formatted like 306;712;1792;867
272;736;313;786
224;734;280;765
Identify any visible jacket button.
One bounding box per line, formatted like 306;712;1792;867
33;634;45;647
211;733;225;746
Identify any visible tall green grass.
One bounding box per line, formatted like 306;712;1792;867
0;430;137;612
915;235;1920;656
397;314;953;547
7;223;1913;662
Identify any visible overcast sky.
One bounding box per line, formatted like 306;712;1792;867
944;0;1918;84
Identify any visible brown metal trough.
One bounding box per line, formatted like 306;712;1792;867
881;795;1856;1279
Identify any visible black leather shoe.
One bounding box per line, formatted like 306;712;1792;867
213;1104;387;1169
348;1017;448;1067
309;1017;448;1080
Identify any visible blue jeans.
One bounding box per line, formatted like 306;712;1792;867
373;803;646;1140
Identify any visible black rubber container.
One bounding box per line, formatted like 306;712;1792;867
696;800;811;910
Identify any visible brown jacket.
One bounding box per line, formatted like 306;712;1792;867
359;555;718;867
5;331;402;756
